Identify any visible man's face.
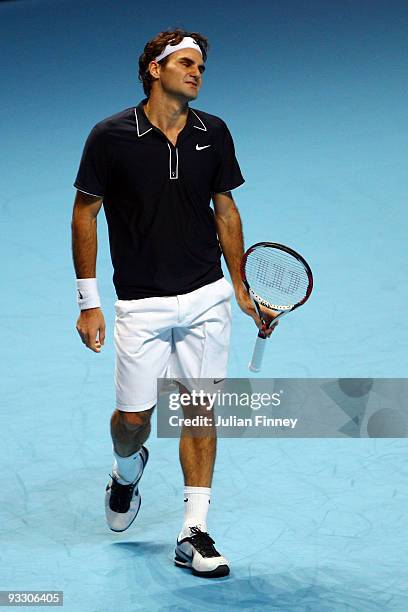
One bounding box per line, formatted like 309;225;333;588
153;48;205;100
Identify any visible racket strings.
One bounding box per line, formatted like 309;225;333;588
245;247;310;307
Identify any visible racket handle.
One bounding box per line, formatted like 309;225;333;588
248;333;267;372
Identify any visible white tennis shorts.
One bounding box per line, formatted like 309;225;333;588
114;277;234;412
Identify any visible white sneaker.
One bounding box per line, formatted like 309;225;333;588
104;446;149;532
175;526;230;578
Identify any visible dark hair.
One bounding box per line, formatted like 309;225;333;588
138;28;209;97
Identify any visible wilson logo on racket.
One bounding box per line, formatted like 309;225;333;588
241;242;313;372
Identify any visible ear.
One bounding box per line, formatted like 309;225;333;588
148;60;161;80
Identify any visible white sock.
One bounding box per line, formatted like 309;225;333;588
179;486;211;539
112;448;143;484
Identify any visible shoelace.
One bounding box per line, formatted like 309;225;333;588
188;526;221;558
108;474;137;513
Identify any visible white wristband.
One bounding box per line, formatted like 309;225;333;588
76;278;101;310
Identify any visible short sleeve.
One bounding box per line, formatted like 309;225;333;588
212;123;245;193
74;125;108;197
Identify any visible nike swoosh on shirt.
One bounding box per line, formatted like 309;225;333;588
196;144;211;150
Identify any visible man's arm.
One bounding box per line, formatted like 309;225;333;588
212;191;276;335
71;190;106;352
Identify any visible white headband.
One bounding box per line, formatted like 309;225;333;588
154;36;203;63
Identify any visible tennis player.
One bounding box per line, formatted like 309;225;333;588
72;29;273;578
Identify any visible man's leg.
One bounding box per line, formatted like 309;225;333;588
178;393;216;531
179;384;216;530
105;407;153;532
109;295;174;531
172;278;233;577
175;397;229;577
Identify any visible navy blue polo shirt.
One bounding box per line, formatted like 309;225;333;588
74;99;245;299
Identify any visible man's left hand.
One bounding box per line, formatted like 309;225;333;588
235;285;279;338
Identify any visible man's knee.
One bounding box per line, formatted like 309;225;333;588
113;407;154;432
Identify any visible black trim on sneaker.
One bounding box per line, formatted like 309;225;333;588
179;526;221;558
107;477;139;513
139;445;149;470
192;564;230;578
107;446;149;513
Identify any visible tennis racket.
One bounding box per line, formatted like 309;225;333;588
241;242;313;372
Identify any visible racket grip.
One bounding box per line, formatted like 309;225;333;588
248;333;267;373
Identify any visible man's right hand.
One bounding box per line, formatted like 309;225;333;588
76;308;106;353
